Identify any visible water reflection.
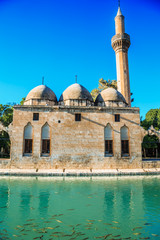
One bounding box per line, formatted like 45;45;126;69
0;176;159;239
39;191;50;215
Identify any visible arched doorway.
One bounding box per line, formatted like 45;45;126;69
0;131;10;159
142;135;160;159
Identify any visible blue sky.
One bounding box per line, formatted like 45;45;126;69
0;0;159;118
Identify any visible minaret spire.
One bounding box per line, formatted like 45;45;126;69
111;6;131;106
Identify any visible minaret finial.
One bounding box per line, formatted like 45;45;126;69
75;75;77;83
118;0;120;8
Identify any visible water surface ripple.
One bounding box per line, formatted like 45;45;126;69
0;176;160;240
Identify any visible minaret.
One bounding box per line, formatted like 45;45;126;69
111;6;131;106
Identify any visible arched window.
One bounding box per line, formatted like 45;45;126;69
121;126;129;157
41;123;50;156
24;123;33;155
104;124;113;156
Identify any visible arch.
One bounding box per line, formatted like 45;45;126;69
120;125;129;157
41;123;50;156
23;123;33;156
0;130;10;159
142;134;160;159
104;123;113;156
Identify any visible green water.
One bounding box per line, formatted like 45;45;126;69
0;176;160;240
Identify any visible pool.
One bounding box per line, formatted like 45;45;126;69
0;176;160;239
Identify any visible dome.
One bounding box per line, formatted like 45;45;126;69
95;88;127;106
59;83;93;102
24;85;57;105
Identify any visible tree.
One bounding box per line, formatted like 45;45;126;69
0;104;13;127
91;78;117;101
141;109;160;130
0;131;10;158
20;97;26;105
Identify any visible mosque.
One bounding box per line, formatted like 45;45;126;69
0;6;148;169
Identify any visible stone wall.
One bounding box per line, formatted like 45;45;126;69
10;105;143;169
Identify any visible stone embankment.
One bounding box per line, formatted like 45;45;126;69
0;168;160;176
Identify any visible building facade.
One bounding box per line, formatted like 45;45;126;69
6;7;145;169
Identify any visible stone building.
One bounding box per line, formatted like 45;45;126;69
2;7;146;169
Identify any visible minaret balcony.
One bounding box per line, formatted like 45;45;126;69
111;33;131;52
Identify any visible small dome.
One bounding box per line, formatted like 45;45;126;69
25;85;57;102
59;83;93;102
24;85;57;105
95;88;127;106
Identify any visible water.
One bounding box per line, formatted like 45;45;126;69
0;176;160;240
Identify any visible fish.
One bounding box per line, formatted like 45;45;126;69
98;220;102;222
33;236;44;240
113;235;121;237
103;223;112;226
133;233;141;235
112;221;119;224
23;223;33;226
76;232;85;236
26;219;34;221
94;234;112;239
62;234;73;237
112;227;120;229
87;223;93;225
139;238;150;239
76;224;81;226
132;227;142;231
46;227;54;229
151;234;159;237
144;223;152;226
82;238;89;240
56;220;63;223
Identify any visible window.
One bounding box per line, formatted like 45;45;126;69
33;113;39;121
24;123;33;155
115;114;120;122
24;139;32;153
104;124;113;156
105;140;113;155
121;140;129;155
41;123;50;156
75;113;81;121
42;140;50;154
121;126;129;157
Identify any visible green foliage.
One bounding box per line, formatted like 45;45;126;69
20;97;26;105
141;109;160;130
0;131;10;158
0;104;13;127
91;78;117;101
142;135;159;149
